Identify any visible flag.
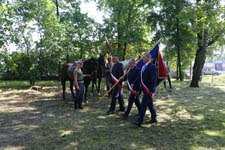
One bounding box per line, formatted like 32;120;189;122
136;59;145;70
150;44;168;86
136;43;167;86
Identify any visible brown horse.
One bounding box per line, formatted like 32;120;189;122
60;55;105;102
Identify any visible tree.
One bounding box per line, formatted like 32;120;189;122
146;0;196;81
190;0;225;87
1;0;65;85
96;0;151;60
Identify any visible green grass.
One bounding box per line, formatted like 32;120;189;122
0;75;225;150
201;74;225;86
0;80;59;91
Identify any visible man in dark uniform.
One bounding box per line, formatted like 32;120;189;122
132;52;157;127
121;57;141;119
106;54;125;114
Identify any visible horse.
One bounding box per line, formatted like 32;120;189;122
60;55;105;103
60;58;97;102
90;55;106;96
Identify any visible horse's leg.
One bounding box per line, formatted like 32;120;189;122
61;79;66;101
70;80;75;99
91;79;95;96
84;83;89;104
106;76;112;96
97;77;102;95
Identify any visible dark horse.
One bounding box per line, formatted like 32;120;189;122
60;55;105;102
91;55;106;96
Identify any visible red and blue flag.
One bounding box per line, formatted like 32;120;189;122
136;43;167;86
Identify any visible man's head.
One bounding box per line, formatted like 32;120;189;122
143;52;151;63
128;57;136;68
112;54;119;63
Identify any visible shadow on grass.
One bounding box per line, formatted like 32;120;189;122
0;80;225;150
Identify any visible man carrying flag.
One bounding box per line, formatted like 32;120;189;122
106;54;125;115
132;52;158;127
121;57;141;119
131;42;167;127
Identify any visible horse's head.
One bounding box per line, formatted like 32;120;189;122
97;54;106;70
83;58;98;78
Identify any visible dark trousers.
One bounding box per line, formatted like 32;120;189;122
164;75;172;89
75;82;84;108
138;93;157;124
109;85;125;112
125;93;141;116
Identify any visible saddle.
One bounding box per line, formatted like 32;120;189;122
67;63;76;72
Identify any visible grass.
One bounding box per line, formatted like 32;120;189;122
0;80;60;91
0;75;225;150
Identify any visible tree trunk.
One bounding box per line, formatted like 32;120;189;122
190;29;209;87
55;0;59;17
122;42;127;61
177;46;182;81
176;18;182;81
176;59;179;80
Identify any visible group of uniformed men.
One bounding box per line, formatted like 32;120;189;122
107;53;157;127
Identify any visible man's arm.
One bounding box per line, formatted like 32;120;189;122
149;65;157;93
132;71;141;91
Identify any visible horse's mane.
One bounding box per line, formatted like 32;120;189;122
82;58;97;74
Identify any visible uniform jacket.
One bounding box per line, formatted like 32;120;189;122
133;62;157;94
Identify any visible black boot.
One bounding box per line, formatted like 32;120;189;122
78;98;83;109
74;99;78;110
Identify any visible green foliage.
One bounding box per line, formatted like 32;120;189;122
0;0;224;84
96;0;152;60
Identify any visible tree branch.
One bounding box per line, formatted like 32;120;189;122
208;34;221;46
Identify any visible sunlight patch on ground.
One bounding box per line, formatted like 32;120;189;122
176;108;192;120
196;96;204;99
3;106;36;113
79;107;91;113
46;113;55;117
130;143;137;149
118;122;127;127
203;130;224;137
143;147;156;150
94;125;107;128
97;115;107;119
64;142;79;149
159;113;173;121
59;130;73;137
193;114;204;120
2;146;25;150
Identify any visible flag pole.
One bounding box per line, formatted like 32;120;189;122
100;38;162;100
100;68;130;100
